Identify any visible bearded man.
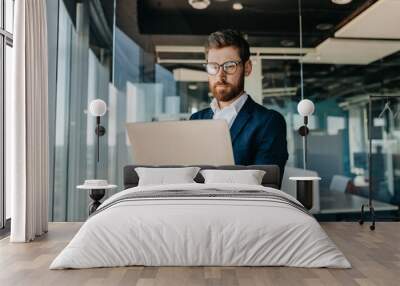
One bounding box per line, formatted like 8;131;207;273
190;29;289;182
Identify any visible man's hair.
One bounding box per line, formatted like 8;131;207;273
205;29;250;62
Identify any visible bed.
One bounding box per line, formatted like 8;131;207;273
50;165;350;269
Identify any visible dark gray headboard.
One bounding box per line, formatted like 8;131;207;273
124;165;281;189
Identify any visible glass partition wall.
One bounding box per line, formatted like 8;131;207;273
48;0;400;221
49;0;113;221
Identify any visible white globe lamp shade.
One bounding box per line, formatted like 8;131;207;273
297;99;315;117
89;99;107;117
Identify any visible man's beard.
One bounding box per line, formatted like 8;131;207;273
210;73;245;102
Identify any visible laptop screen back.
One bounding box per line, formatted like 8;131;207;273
126;120;234;165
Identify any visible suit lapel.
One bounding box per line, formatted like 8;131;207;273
203;108;214;119
230;96;255;143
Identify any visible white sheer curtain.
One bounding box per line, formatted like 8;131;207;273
9;0;49;242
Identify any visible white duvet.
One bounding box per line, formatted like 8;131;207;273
50;183;351;269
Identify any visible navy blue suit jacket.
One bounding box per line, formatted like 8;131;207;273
190;96;289;182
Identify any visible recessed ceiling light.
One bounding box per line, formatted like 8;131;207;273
188;84;198;90
331;0;352;5
316;23;334;31
233;3;243;10
280;39;295;47
188;0;210;10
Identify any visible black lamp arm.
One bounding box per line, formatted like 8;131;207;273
95;116;106;163
95;116;106;136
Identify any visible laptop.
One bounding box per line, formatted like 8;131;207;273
126;120;234;165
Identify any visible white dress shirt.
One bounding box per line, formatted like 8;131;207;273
210;92;248;128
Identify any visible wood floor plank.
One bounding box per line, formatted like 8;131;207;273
0;222;399;286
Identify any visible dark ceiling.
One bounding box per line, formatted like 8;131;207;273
104;0;379;50
136;0;374;47
95;0;400;105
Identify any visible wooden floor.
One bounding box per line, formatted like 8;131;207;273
0;222;399;286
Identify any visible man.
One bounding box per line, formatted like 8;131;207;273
190;29;289;181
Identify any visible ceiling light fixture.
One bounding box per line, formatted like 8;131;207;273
331;0;352;5
233;3;243;10
188;0;210;10
188;84;198;90
280;39;295;47
316;23;333;31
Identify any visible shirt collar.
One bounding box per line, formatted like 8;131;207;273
210;92;248;114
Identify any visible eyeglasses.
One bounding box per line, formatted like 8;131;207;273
204;60;242;75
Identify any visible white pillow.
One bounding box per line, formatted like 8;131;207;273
200;169;266;185
135;167;201;186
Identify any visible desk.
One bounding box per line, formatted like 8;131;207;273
319;191;397;214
